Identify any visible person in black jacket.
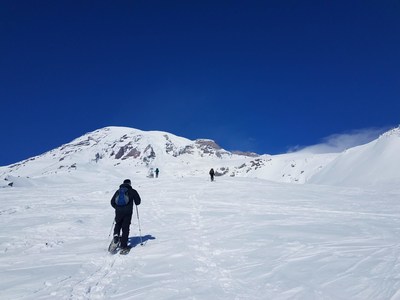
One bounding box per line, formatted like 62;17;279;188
209;168;215;182
110;179;141;250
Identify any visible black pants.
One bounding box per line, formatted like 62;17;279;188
113;207;133;248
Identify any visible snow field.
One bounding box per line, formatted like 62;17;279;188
1;176;400;299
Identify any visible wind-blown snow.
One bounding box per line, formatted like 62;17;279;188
1;126;400;299
309;127;400;187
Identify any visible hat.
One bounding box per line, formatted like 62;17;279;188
123;179;131;185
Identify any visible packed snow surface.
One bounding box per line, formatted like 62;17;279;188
1;126;400;299
1;174;400;299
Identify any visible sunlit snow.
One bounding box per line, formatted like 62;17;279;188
1;126;400;299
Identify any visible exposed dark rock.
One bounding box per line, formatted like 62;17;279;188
195;139;221;150
194;139;229;158
125;148;141;159
250;159;265;169
179;145;194;155
115;147;125;159
215;167;229;176
143;145;156;165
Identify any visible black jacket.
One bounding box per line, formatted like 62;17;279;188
110;183;141;211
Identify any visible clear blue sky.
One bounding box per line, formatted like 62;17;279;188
1;1;399;166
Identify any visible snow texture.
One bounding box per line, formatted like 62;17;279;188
1;126;400;299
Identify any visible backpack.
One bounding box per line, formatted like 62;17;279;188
115;187;129;206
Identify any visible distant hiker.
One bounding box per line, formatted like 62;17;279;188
110;179;141;252
155;168;159;178
209;168;215;182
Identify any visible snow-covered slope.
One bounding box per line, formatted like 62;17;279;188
0;127;232;182
309;127;400;187
1;126;400;299
1;125;400;188
0;126;337;186
1;176;400;299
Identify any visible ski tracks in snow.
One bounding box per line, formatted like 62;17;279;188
31;252;125;299
66;255;120;299
9;250;128;299
187;192;236;296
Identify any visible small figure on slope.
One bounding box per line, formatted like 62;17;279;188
209;168;215;182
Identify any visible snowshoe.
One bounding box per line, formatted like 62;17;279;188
108;235;120;254
119;247;131;255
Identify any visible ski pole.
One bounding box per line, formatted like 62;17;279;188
135;205;143;246
108;220;115;237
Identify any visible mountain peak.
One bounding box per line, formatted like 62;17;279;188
2;126;400;188
380;125;400;138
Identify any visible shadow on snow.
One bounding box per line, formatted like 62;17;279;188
128;234;156;247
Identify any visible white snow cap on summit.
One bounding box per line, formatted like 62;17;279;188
1;125;400;188
293;127;389;154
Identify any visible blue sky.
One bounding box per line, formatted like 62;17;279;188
1;1;399;166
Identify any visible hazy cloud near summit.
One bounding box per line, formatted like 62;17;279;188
291;127;390;154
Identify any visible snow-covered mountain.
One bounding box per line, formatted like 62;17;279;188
2;127;400;299
0;126;331;185
1;125;399;188
0;127;225;183
309;126;400;187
